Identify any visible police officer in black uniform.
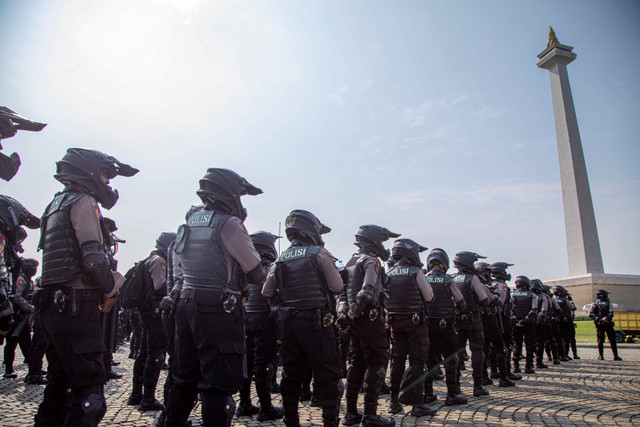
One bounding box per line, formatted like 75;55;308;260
338;224;399;427
35;148;137;427
164;168;265;427
423;248;467;406
4;257;38;380
552;285;573;361
0;196;40;367
128;232;175;411
475;262;514;388
511;276;538;374
262;210;343;427
530;279;550;369
451;251;491;398
589;289;622;361
386;239;435;417
237;231;283;421
488;262;521;382
542;285;562;365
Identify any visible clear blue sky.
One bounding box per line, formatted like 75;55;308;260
1;0;639;280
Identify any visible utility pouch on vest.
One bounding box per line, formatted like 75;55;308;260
278;307;294;322
69;288;78;317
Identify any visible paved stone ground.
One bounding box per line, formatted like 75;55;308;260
1;344;638;426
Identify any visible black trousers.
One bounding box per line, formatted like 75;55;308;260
481;314;507;380
512;320;536;369
388;315;428;403
455;315;484;383
425;318;458;397
132;311;166;397
596;323;619;357
346;316;389;416
240;311;279;410
280;314;342;424
28;313;48;376
35;293;107;427
165;298;245;427
3;311;31;371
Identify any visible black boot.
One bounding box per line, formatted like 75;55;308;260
473;379;489;397
3;366;17;379
411;403;437;417
139;387;164;411
445;394;468;406
283;414;301;427
512;359;521;374
257;405;284;421
236;402;259;417
127;382;143;406
343;382;362;426
361;413;396;426
343;411;363;426
388;391;402;414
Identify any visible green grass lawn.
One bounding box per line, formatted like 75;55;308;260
575;319;596;343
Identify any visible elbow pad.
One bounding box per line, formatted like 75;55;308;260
456;299;467;313
246;262;266;285
80;241;115;294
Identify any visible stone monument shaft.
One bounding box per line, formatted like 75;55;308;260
537;33;604;275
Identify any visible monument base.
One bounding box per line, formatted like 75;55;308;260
543;273;640;315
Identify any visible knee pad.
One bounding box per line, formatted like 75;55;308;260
80;393;106;427
153;353;165;370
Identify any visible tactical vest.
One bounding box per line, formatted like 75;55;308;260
276;245;328;310
386;263;424;314
40;191;89;287
593;300;611;318
246;262;271;314
345;252;384;309
481;285;498;316
425;271;455;319
535;293;544;311
180;209;241;292
453;273;479;313
512;289;534;320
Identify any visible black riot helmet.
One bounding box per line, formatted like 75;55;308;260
251;231;281;263
285;210;330;246
474;261;491;275
155;232;177;259
552;285;568;297
453;251;486;274
0;195;40;243
20;258;39;278
515;275;531;290
490;261;513;282
543;285;552;295
197;168;262;222
531;279;544;294
354;225;400;261
54;148;138;210
391;238;427;267
595;289;609;301
426;248;450;272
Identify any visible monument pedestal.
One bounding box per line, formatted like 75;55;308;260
544;274;640;315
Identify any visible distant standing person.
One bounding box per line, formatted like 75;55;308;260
588;290;622;361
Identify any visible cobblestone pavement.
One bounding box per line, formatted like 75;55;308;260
1;344;638;426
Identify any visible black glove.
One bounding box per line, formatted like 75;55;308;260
335;314;352;331
349;285;375;318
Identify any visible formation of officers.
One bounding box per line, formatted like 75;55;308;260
0;147;621;427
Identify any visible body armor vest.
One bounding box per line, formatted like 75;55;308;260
246;262;272;314
536;293;544;311
593;300;611;319
453;273;479;313
345;252;385;309
512;289;534;320
40;190;90;287
276;245;328;310
386;263;424;314
180;209;241;292
425;271;455;319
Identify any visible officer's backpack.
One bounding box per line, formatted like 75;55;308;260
120;258;152;311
